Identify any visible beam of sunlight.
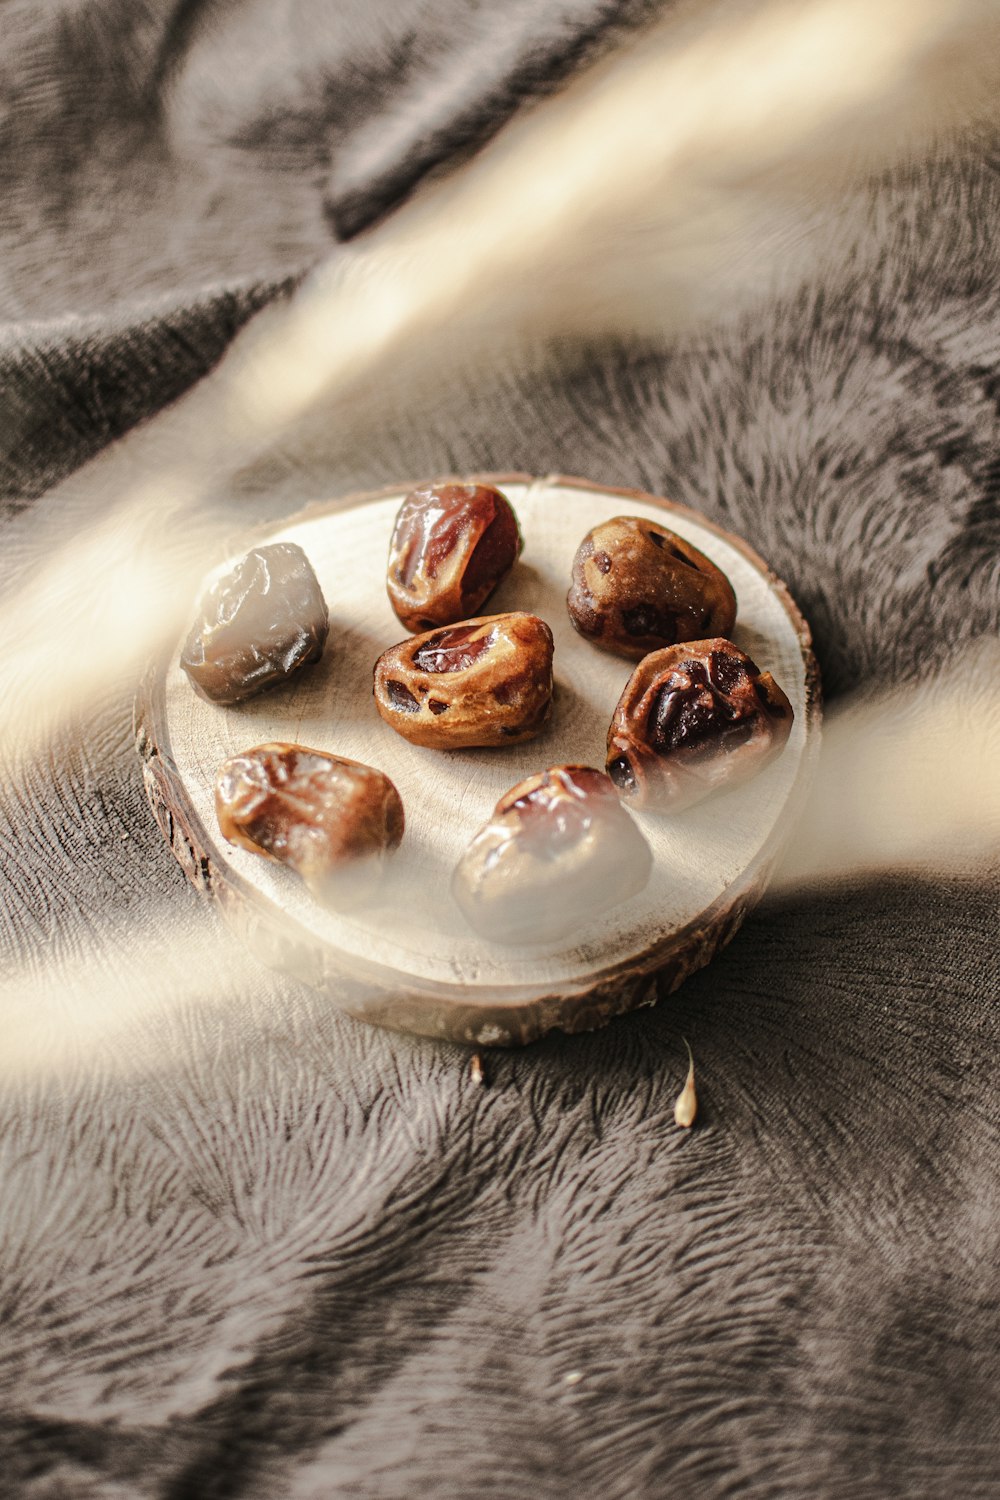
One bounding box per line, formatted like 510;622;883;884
775;640;1000;890
0;489;204;775
0;906;265;1083
3;0;998;776
0;645;995;1084
230;0;1000;431
0;0;997;1110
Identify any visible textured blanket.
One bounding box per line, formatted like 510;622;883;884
2;3;998;1496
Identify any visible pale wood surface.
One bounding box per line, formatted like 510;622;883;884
138;475;820;1043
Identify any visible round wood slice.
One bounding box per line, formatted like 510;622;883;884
136;473;821;1046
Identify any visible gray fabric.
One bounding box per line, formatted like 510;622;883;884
0;0;658;503
1;3;999;1497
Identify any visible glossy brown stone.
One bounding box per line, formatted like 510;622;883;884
386;482;522;632
373;613;554;749
180;543;328;705
215;742;403;905
606;639;793;812
453;765;652;945
567;516;736;660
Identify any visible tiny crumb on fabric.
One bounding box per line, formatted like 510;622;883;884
674;1038;697;1128
469;1052;485;1087
564;1371;583;1386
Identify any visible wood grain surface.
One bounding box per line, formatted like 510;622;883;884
137;474;821;1044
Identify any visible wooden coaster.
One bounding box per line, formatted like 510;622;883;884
136;473;821;1046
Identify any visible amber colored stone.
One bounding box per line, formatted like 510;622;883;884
606;639;793;812
386;482;521;632
453;765;652;945
215;742;403;906
567;516;736;660
181;543;328;705
374;612;553;750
